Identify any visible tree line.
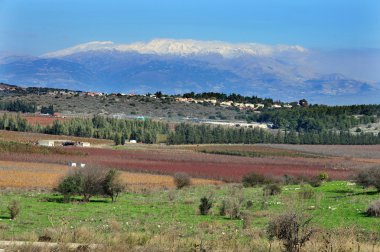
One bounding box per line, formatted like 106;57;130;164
0;100;37;113
181;92;275;105
167;123;380;145
0;113;169;144
0;113;378;145
248;105;379;132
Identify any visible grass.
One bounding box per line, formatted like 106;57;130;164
0;181;379;244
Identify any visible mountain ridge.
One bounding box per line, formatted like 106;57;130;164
1;39;379;105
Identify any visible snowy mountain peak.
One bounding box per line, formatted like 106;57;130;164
42;39;307;58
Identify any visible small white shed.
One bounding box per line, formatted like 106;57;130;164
38;140;55;147
69;162;77;167
78;142;91;147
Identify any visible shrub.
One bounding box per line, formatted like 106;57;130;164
282;174;309;185
318;172;329;181
173;172;191;189
242;172;272;187
298;184;315;199
263;184;282;196
80;167;106;202
8;200;20;219
219;187;244;219
199;197;212;215
246;200;254;209
366;199;380;217
241;211;253;229
226;198;242;219
355;167;380;192
308;177;322;188
58;167;108;202
267;212;314;252
57;172;83;202
102;170;125;202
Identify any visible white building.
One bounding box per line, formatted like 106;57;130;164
37;140;55;147
77;142;91;147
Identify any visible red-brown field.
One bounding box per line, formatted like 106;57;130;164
0;142;375;183
23;115;70;126
0;130;112;145
260;144;380;159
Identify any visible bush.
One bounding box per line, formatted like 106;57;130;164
57;167;114;202
219;187;244;219
267;212;314;252
102;170;125;202
199;197;212;215
298;184;315;199
220;198;242;219
263;184;282;196
57;172;83;202
8;200;20;219
241;211;253;229
318;172;329;181
308;177;322;188
79;167;106;202
282;174;309;185
246;200;254;209
242;172;272;187
355;167;380;192
173;172;191;189
366;199;380;217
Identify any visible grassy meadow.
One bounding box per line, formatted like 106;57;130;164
0;181;379;251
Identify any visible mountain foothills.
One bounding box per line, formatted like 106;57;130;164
1;39;379;105
0;83;379;145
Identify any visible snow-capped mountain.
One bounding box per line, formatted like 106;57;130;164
42;39;307;58
1;39;379;104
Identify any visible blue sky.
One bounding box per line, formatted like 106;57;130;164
0;0;379;55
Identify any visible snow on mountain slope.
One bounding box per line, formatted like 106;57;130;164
42;39;307;58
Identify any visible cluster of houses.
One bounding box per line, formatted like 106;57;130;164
204;121;268;129
37;140;91;147
174;97;292;110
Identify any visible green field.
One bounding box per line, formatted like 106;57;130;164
0;181;379;251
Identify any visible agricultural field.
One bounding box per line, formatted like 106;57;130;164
23;115;70;127
261;144;380;159
0;161;219;190
0;132;379;250
0;138;377;182
0;130;112;145
0;143;369;182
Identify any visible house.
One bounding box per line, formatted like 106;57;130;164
244;103;256;109
37;140;55;147
129;140;137;144
80;163;86;168
77;142;91;147
69;162;77;167
204;99;217;105
220;101;233;107
272;104;282;109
